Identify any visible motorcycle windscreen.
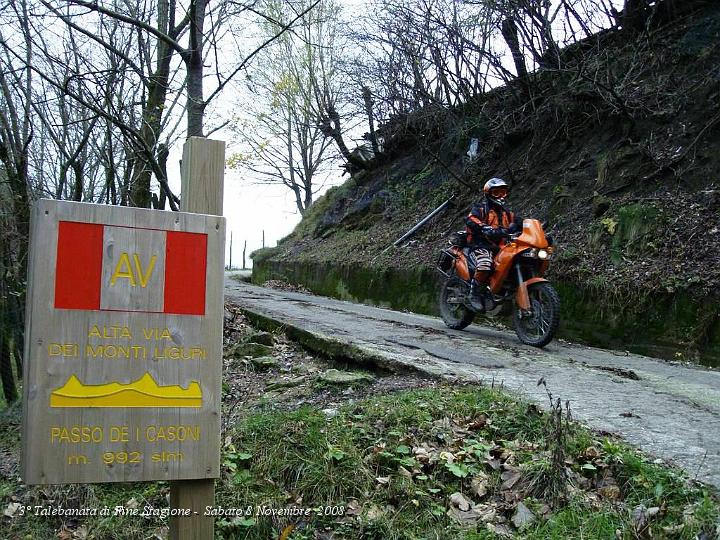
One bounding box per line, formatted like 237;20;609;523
518;219;548;248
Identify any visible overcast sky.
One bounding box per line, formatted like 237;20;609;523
166;143;341;269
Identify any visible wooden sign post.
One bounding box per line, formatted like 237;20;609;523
171;137;225;539
21;137;225;540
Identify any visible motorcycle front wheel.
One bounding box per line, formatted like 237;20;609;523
439;276;475;330
513;282;560;347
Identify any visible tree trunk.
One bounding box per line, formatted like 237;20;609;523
501;17;530;99
292;185;305;216
186;0;207;138
72;160;83;201
362;86;380;156
0;331;18;403
322;105;367;170
622;0;648;33
130;0;178;207
303;185;312;212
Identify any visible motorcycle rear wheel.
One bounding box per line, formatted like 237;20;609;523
513;282;560;347
439;276;475;330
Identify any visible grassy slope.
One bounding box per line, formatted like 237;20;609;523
4;386;716;539
220;386;719;540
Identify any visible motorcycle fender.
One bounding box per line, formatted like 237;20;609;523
516;277;548;311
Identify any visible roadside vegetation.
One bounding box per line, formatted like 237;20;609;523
217;386;719;539
1;304;718;539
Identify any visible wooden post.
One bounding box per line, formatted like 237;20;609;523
171;136;225;540
242;240;247;270
229;231;233;270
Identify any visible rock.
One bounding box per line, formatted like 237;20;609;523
225;342;273;359
265;376;307;391
345;500;361;517
487;523;513;537
500;469;521;490
322;408;339;418
365;505;385;520
318;369;374;386
592;194;612;217
250;356;279;370
247;331;275;346
511;502;536;530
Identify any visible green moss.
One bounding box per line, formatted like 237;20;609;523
556;281;720;366
250;246;282;265
609;203;664;263
252;260;440;316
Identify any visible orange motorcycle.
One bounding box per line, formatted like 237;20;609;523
436;219;560;347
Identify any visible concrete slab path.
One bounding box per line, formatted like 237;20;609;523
225;279;720;489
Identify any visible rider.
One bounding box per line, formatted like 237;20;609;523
464;178;522;310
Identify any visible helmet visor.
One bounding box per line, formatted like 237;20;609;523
489;187;508;198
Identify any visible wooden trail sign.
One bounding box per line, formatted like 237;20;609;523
22;199;225;485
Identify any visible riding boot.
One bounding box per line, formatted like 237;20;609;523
481;286;496;311
469;280;481;310
470;270;493;312
469;280;488;311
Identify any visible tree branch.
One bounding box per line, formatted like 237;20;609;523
67;0;188;59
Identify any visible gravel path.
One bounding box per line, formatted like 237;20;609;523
225;279;720;489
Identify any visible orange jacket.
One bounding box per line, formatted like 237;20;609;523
465;202;520;247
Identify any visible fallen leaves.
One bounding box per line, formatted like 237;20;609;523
500;468;521;490
632;504;662;535
447;492;496;525
470;473;489;499
511;501;536;530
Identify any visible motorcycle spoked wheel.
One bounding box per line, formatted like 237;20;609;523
513;282;560;347
439;276;475;330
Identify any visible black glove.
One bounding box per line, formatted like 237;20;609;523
482;226;510;240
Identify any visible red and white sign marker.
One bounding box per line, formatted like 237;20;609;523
55;221;208;315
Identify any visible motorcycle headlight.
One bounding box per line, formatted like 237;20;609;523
537;249;549;260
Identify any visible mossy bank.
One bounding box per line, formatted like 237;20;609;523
252;3;720;368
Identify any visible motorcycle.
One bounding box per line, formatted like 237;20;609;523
436;219;560;347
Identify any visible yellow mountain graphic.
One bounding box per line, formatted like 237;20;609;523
50;372;202;408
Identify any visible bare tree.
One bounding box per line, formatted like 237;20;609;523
231;0;337;215
0;0;33;402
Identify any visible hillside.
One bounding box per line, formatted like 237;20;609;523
252;2;720;366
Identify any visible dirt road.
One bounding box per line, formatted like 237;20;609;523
225;279;720;489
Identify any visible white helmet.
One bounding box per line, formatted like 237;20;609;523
483;178;510;206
